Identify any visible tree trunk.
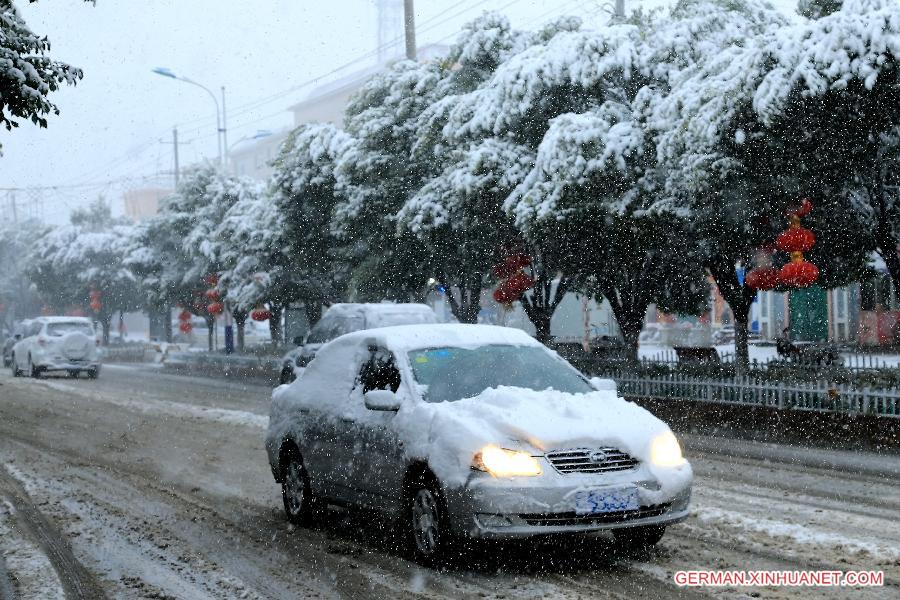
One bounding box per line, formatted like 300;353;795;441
618;313;643;363
520;267;569;345
206;316;214;352
100;314;111;346
444;281;482;324
304;302;323;329
708;263;754;376
164;304;173;343
269;304;284;347
234;311;247;352
118;310;125;340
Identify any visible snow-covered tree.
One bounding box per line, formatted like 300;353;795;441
0;218;45;329
29;199;140;343
269;123;355;328
0;0;90;150
797;0;843;19
335;58;446;302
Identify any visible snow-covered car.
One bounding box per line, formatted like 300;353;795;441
278;303;439;384
10;316;101;379
266;324;693;563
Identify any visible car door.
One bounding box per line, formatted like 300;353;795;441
292;339;363;500
339;346;407;510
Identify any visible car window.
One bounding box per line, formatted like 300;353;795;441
357;347;401;394
365;310;436;328
47;322;94;337
407;345;593;403
306;315;363;344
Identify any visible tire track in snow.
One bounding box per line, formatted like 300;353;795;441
0;466;108;599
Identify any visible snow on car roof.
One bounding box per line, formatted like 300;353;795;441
34;316;94;323
334;323;540;353
326;303;434;316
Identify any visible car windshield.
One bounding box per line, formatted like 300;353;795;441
407;345;593;403
47;322;94;337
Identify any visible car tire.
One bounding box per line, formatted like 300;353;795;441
281;450;317;526
613;525;666;550
11;355;21;377
27;355;41;379
87;368;99;380
404;474;452;565
279;365;294;385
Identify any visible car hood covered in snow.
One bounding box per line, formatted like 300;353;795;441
394;386;686;490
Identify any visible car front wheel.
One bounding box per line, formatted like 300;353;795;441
11;355;21;377
613;524;666;550
405;477;451;565
281;453;317;525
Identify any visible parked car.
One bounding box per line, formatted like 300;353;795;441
266;324;693;564
10;316;101;379
278;303;439;384
2;320;31;368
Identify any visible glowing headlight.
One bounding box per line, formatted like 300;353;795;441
650;431;686;467
473;445;542;477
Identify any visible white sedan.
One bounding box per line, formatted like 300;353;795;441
265;324;692;564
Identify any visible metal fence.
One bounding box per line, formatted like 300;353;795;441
608;371;900;418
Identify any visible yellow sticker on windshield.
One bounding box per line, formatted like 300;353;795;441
415;356;428;363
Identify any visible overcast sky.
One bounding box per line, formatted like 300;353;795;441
4;0;798;223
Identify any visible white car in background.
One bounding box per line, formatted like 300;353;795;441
266;324;692;564
279;303;439;384
11;316;101;379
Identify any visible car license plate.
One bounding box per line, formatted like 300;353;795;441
574;487;640;515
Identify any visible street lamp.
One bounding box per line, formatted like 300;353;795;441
152;67;227;167
228;129;273;153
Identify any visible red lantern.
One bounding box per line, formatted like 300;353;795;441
207;302;224;316
506;271;535;296
178;310;192;322
90;300;102;313
776;226;815;253
745;267;780;291
779;259;819;287
204;288;220;301
179;321;193;334
493;286;516;305
251;307;272;321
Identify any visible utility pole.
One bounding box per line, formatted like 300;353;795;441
221;86;229;170
404;0;416;60
173;127;180;186
9;191;16;224
615;0;625;18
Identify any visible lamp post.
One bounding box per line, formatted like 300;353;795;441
152;68;226;167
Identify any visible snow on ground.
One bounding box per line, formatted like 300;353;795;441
0;497;66;600
38;379;268;429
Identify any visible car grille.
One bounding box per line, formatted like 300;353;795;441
520;503;670;527
545;447;639;474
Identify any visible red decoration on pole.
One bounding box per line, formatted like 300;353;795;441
251;305;272;321
207;302;224;316
89;289;102;313
492;252;534;307
179;321;193;334
204;288;220;301
776;198;819;288
178;309;192;322
745;267;780;291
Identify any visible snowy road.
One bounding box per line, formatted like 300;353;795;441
0;365;897;599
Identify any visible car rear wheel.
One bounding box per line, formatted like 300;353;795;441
27;355;41;379
405;476;451;565
279;365;294;385
613;525;666;550
87;368;99;380
281;452;317;525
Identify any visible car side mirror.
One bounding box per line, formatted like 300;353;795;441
292;336;304;346
590;377;617;393
14;334;21;340
364;389;401;412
